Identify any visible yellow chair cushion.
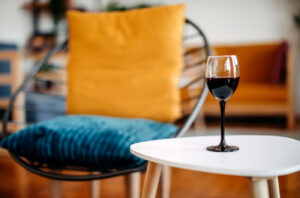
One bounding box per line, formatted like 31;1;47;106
66;5;185;122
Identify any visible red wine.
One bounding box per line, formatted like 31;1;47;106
206;77;239;101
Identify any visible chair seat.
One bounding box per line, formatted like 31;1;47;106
0;115;177;171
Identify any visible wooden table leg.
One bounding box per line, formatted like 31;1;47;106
249;177;269;198
267;177;280;198
89;180;100;198
125;172;141;198
159;166;171;198
141;162;163;198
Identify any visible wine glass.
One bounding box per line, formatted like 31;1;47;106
205;55;240;152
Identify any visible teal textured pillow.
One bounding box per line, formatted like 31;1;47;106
0;115;177;171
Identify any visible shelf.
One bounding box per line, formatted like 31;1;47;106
22;2;50;11
24;50;68;61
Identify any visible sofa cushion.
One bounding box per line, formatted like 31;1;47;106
0;115;178;171
212;43;286;84
206;83;286;103
66;5;185;122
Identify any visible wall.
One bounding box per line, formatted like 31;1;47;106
1;0;300;114
0;0;31;46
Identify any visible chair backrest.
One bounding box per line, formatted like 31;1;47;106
1;19;210;139
174;19;210;136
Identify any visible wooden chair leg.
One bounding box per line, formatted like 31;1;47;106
90;180;100;198
159;166;171;198
249;177;269;198
287;112;295;130
141;162;163;198
125;172;141;198
287;49;295;130
49;180;61;198
267;177;280;198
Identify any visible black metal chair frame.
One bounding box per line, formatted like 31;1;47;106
1;18;210;181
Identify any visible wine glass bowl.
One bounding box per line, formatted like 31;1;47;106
205;55;240;152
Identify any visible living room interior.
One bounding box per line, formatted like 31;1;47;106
0;0;299;198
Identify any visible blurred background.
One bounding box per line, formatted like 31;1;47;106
0;0;299;197
1;0;300;128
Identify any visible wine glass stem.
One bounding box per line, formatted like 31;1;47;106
219;101;226;149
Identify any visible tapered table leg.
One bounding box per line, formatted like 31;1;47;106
268;177;280;198
141;162;163;198
125;172;141;198
90;180;100;198
159;166;171;198
249;177;269;198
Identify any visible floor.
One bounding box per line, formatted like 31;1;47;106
0;117;299;198
0;155;299;198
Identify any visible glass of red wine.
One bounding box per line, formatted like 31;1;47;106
205;55;240;152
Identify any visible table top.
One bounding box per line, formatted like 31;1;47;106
130;135;300;177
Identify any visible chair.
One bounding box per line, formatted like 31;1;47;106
0;15;210;198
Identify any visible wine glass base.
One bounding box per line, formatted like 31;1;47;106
207;145;239;152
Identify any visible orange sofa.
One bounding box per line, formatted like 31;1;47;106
203;42;295;129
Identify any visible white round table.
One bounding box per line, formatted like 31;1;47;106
130;135;300;198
